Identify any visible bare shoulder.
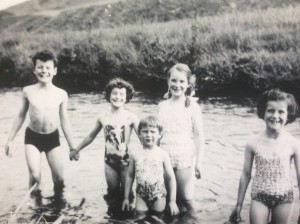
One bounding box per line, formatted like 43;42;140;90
23;84;37;94
245;136;258;154
158;100;168;109
158;148;169;159
125;110;138;123
54;86;67;97
288;133;300;153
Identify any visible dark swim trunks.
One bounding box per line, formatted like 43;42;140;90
25;127;60;153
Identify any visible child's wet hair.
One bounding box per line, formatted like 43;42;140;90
257;88;298;124
166;63;197;107
138;115;163;134
32;50;57;67
105;78;135;102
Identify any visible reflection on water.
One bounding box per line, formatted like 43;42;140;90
0;89;299;223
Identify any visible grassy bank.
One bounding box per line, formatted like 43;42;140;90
0;5;300;96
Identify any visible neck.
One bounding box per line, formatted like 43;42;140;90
265;128;285;139
143;145;157;150
110;105;124;114
170;94;186;103
37;82;53;88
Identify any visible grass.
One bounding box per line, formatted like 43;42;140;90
0;5;300;95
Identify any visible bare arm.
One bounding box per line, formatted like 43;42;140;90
230;143;254;222
122;155;135;211
60;92;76;150
162;151;179;215
292;138;300;223
5;89;29;156
192;102;205;179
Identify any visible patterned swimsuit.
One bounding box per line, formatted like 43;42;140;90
134;148;167;207
158;101;195;169
251;150;294;209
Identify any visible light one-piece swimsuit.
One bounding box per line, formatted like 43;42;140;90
134;148;167;207
251;149;294;209
158;101;195;169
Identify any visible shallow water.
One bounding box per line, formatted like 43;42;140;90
0;89;299;223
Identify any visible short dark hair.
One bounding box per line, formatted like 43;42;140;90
105;78;135;102
138;115;163;135
257;88;298;124
32;50;57;67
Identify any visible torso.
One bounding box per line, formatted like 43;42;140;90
251;133;294;196
25;84;66;134
100;110;136;167
157;100;196;168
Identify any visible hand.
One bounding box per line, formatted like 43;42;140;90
195;162;203;179
229;206;242;224
5;141;12;157
69;149;79;161
167;201;179;216
122;199;130;211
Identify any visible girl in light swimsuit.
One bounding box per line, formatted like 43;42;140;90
69;78;139;216
122;116;179;220
229;89;300;224
157;63;205;214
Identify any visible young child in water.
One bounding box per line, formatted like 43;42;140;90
157;63;205;214
229;89;300;224
5;50;76;206
69;77;139;215
122;115;179;219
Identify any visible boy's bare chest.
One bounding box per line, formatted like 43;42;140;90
28;93;61;110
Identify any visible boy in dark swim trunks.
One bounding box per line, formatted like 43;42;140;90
69;78;139;216
5;50;76;206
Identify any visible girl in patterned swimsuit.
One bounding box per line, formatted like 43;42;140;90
70;78;139;215
122;116;178;219
157;63;205;214
229;89;300;224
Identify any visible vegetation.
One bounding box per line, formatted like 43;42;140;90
0;2;299;96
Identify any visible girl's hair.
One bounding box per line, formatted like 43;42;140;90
105;78;135;102
138;115;163;135
257;88;298;124
32;50;57;67
166;63;197;107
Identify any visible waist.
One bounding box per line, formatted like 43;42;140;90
28;123;59;134
26;126;59;135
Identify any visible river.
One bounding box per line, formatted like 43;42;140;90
0;89;299;223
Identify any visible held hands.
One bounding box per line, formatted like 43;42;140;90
122;199;130;211
167;201;179;216
69;149;79;161
5;141;12;157
229;206;242;224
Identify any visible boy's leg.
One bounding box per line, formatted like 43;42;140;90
175;168;195;212
45;146;64;199
25;145;42;191
271;203;293;224
250;200;270;224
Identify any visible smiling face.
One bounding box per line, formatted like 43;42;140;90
168;69;189;98
110;87;127;108
139;126;161;149
34;59;57;84
264;100;288;132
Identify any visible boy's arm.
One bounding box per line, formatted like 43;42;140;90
59;92;76;150
292;138;300;224
162;151;179;215
5;89;29;156
192;102;205;179
122;155;135;211
229;143;254;222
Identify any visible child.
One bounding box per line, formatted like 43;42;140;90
69;77;139;215
5;50;76;206
229;89;300;224
157;63;205;214
122;115;179;219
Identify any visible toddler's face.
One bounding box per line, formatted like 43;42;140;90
34;60;57;84
110;87;126;108
139;126;161;149
264;100;288;131
168;70;189;98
